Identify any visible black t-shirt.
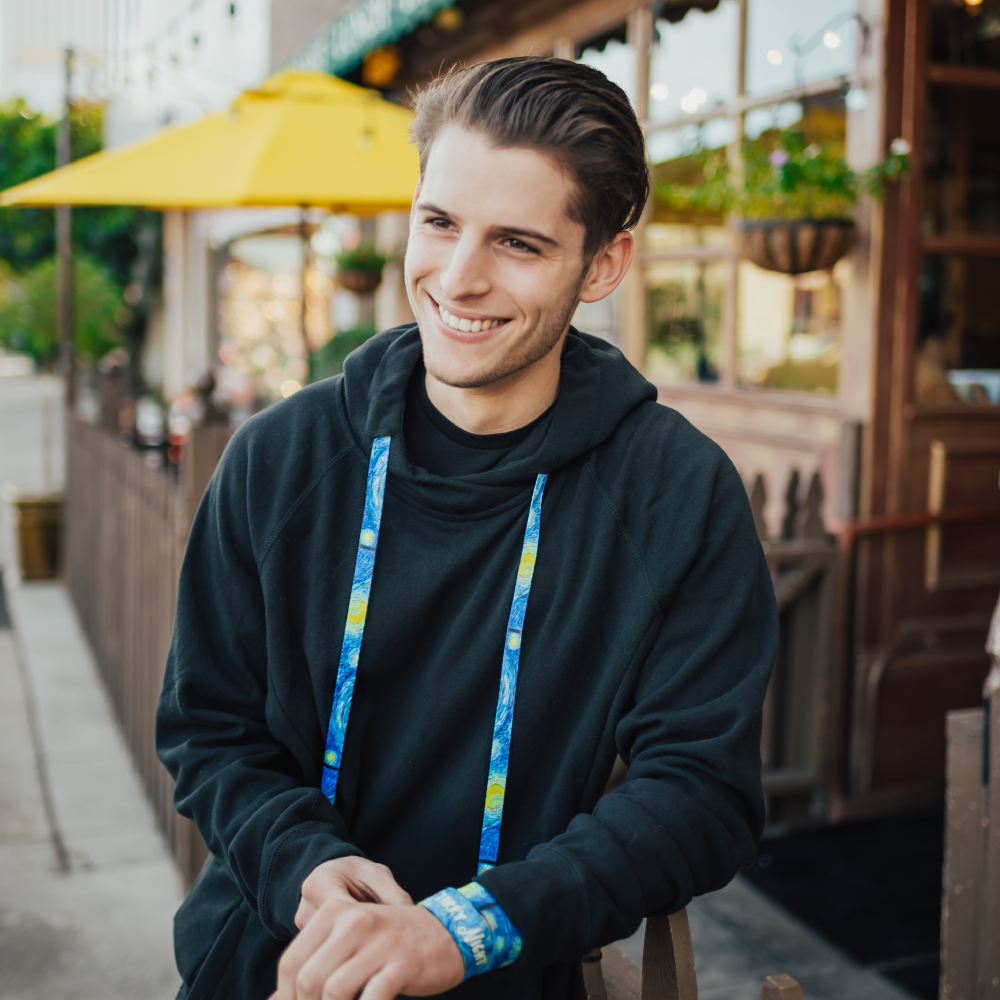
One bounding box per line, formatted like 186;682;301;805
402;366;555;477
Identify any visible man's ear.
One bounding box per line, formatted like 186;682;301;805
578;231;635;304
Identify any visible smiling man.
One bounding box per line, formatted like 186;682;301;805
157;58;776;1000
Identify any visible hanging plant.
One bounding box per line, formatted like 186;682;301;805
334;243;387;293
655;128;910;274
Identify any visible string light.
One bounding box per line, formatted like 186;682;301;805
767;49;783;65
650;82;669;101
823;30;841;49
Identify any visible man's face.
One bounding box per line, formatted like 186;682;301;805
405;125;589;389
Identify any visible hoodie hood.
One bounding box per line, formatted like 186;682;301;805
342;324;656;495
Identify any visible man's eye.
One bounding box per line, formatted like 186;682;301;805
505;238;536;253
428;217;451;229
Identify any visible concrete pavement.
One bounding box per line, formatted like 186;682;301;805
0;372;182;1000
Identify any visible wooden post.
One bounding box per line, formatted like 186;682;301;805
621;5;653;372
760;974;805;1000
300;206;311;362
56;47;74;404
641;910;698;1000
720;0;747;388
983;661;1000;1000
941;708;985;1000
941;674;1000;1000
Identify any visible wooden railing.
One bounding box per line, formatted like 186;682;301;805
64;415;230;885
750;469;840;826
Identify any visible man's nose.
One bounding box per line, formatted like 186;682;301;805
439;234;491;301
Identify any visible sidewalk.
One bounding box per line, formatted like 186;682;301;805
0;373;182;1000
0;373;914;1000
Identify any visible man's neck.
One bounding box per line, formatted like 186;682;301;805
424;341;562;435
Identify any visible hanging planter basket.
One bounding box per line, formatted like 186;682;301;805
738;218;856;275
335;269;383;294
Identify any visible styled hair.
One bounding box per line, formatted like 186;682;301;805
410;57;650;262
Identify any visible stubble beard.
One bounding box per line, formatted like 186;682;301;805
419;280;583;390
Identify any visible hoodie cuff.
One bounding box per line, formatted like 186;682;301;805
257;821;366;939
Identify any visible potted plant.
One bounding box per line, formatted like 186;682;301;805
656;129;910;275
334;243;387;294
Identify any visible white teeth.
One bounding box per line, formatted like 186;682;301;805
438;307;502;331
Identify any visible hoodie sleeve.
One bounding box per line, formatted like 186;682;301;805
156;428;363;941
475;452;776;968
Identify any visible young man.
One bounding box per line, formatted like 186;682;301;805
157;57;776;1000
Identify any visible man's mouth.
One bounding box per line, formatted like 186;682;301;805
434;299;509;334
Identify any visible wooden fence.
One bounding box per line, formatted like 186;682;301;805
65;416;229;884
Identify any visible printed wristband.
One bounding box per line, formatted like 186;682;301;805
456;882;523;970
418;884;522;979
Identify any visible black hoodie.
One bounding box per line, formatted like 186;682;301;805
157;325;777;1000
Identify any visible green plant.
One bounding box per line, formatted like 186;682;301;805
334;244;387;273
0;253;124;366
0;98;156;284
656;128;910;221
309;323;378;381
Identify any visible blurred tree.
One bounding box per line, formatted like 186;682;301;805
0;254;123;367
0;98;158;283
0;98;161;381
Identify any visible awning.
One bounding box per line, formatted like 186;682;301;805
285;0;453;77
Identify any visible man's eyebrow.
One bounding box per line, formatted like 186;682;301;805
416;201;452;218
415;201;560;248
500;226;560;248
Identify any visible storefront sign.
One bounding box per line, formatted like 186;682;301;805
286;0;452;76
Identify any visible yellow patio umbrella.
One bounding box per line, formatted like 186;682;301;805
0;70;419;211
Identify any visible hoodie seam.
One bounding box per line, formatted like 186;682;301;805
258;446;352;570
584;458;664;618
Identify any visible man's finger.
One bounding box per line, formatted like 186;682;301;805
275;904;344;998
316;949;386;1000
358;963;407;1000
349;863;413;906
295;906;376;1000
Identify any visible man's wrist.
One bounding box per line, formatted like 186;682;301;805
418;883;522;979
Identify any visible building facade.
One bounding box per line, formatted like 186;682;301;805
288;0;1000;819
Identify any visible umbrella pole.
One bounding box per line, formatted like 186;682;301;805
300;206;310;367
57;47;75;406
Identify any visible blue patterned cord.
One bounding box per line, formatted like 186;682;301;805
419;884;523;979
478;473;547;875
321;435;391;804
320;435;547;888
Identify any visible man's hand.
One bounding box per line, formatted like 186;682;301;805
295;857;413;931
273;898;465;1000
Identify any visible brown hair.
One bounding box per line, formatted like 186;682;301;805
411;57;650;262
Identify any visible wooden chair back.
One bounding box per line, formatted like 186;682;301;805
576;907;805;1000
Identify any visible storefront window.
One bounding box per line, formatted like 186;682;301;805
923;85;1000;237
916;254;1000;406
645;259;726;384
639;2;859;393
745;0;857;97
928;0;1000;69
738;261;846;393
648;2;738;125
